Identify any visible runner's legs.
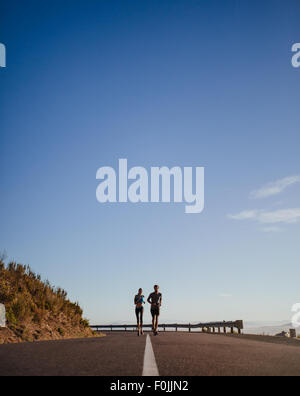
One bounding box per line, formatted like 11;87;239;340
151;308;155;332
136;308;141;334
140;308;144;334
151;307;160;334
136;308;144;335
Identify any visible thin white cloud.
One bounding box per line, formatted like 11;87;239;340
261;226;283;233
229;208;300;225
258;208;300;224
251;176;300;199
228;210;259;220
219;294;232;298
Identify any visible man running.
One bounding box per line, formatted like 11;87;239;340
134;288;145;336
147;285;162;336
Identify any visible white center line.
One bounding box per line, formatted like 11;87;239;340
142;335;160;376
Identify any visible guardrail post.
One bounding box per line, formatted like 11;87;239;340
218;328;221;334
224;327;226;334
235;320;244;335
189;324;191;333
176;325;178;332
290;329;296;338
231;327;234;334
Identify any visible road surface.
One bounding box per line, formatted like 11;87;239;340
1;332;300;376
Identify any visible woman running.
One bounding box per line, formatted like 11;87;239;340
134;288;145;336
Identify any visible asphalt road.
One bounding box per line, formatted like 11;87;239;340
1;332;300;376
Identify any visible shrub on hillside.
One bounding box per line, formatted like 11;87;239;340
0;258;89;331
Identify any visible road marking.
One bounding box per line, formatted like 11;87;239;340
142;335;160;376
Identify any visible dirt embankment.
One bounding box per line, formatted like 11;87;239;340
0;259;98;344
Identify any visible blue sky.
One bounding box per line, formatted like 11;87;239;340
0;0;300;324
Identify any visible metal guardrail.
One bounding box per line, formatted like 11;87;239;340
91;320;244;334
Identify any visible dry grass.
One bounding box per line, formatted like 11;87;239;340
0;257;95;343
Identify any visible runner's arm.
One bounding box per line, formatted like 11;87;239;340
147;295;152;304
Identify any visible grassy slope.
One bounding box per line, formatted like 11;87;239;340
0;259;95;344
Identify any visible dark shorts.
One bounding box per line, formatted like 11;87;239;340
151;306;160;317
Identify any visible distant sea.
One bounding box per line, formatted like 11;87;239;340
244;321;294;336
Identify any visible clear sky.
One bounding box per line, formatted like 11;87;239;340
1;0;300;325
